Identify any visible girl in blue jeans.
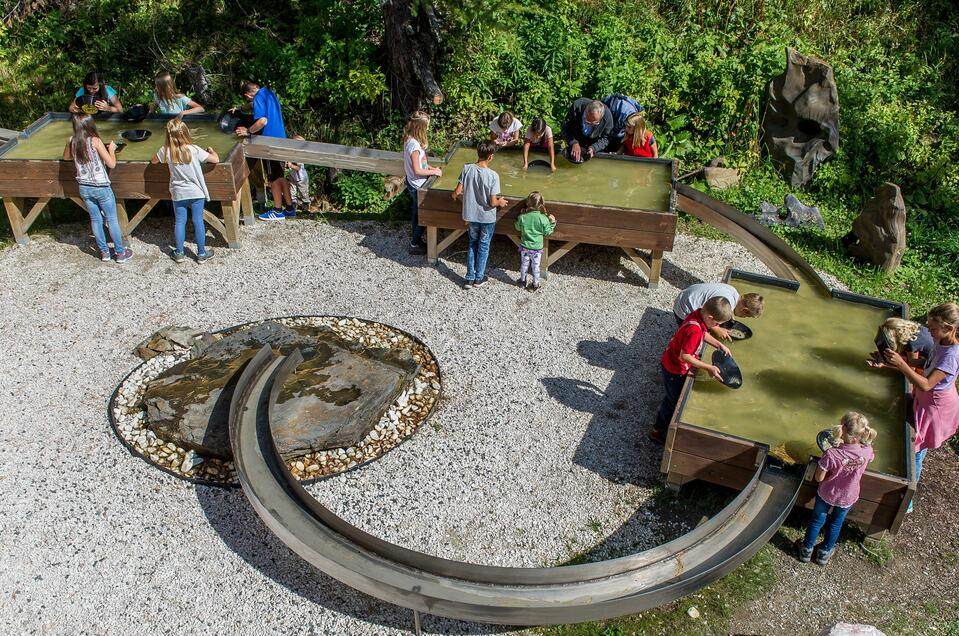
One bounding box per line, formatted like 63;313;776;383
152;118;219;262
798;411;877;566
62;114;132;263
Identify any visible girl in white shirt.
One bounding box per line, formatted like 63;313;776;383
489;111;522;147
403;111;443;254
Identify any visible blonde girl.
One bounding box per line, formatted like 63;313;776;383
151;118;219;262
152;72;204;116
514;192;556;289
620;113;658;158
489;111;522;147
798;412;877;566
62;113;132;263
884;303;959;501
869;317;935;369
403;111;442;254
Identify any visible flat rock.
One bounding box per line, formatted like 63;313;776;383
143;321;418;459
704;167;740;190
135;326;214;360
817;624;886;636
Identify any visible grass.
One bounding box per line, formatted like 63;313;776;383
880;601;959;636
858;532;894;568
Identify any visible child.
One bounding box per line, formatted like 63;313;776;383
286;135;312;213
522;118;556;172
867;317;934;370
673;282;764;339
514;192;556;289
235;80;295;220
797;411;877;565
883;303;959;506
451;140;508;289
61;113;132;263
69;71;122;114
489;111;522;147
403;111;443;254
151;118;220;263
651;297;733;444
620;113;658;158
152;72;205;115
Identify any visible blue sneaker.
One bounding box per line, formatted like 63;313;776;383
284;207;297;218
258;209;286;221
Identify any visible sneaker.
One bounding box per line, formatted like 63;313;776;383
409;242;426;255
114;247;134;264
813;544;833;566
170;250;185;264
284;207;297;218
99;249;112;262
473;276;489;288
648;428;667;445
530;281;541;291
258;209;286;221
463;280;474;290
197;248;216;263
795;539;813;563
517;277;527;287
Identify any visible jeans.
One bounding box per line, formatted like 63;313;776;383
802;493;851;553
78;184;124;254
465;221;495;281
915;447;928;481
654;365;686;433
407;181;424;246
172;198;207;255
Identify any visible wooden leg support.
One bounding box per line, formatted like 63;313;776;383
622;247;662;288
540;240;550;280
3;197;52;245
426;226;438;264
239;179;255;226
219;201;241;248
430;228;466;265
115;200;131;239
123;199;161;238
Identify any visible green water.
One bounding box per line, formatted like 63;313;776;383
681;277;906;476
2;120;239;162
431;147;673;211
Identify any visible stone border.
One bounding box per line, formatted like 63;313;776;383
108;316;443;487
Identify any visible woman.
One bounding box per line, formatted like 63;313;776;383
69;71;123;114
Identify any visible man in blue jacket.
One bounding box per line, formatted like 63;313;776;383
235;80;295;220
561;98;614;163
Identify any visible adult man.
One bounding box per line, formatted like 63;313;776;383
560;98;613;163
234;81;295;220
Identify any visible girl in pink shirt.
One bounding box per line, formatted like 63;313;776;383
884;303;959;511
797;412;877;566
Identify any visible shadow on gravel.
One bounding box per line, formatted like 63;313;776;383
659;255;704;289
195;484;511;635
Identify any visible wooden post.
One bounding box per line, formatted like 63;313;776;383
540;239;550;280
220;200;241;248
115;199;131;240
648;249;664;289
426;226;438;264
239;179;255;226
3;197;29;244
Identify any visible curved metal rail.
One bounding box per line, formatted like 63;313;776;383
230;345;804;625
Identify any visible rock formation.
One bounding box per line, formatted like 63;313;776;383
844;183;906;274
761;48;840;187
759;194;824;229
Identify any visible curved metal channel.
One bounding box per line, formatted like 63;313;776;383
230;345;805;625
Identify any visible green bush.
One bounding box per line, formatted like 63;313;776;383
332;171;389;214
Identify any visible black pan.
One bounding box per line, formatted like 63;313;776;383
123;104;149;123
721;319;753;341
817;428;839;452
526;159;552;172
75;94;99;115
121;129;152;142
711;349;743;389
218;109;254;133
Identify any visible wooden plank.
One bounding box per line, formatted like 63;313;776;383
649;250;664;287
3;197;29;244
0;179;240;201
19;197;51;235
546;241;579;267
435;229;466;254
219;201;241;248
622;247;652;279
419;208;675;251
239;179;255;226
668;423;762;469
123;199;161;235
0;159;235;183
244;137;444;177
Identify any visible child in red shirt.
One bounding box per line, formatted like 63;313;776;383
651;296;733;444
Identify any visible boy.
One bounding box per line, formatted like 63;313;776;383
673;282;764;340
451;140;508;289
234;80;295;220
651;296;733;445
286;135;311;213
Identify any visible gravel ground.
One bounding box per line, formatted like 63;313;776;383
6;215;948;636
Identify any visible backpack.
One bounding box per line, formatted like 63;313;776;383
602;94;644;137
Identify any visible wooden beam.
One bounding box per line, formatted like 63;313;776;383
20;197;51;235
3;197;28;244
123;199;161;235
546;241;579;267
245;137;443;176
435;228;466;256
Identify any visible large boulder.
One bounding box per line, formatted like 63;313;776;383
844;182;906;274
761;47;840;187
143;322;419;459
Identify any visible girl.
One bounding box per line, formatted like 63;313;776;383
69;71;122;114
884;303;959;506
489;111;522;147
797;411;877;566
620;112;658;158
868;317;935;370
62;114;132;263
522;118;556;172
403;111;443;254
151;118;219;263
152;72;205;115
514;192;557;290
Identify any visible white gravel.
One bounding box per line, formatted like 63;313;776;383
0;216;770;635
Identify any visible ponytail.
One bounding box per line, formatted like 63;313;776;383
833;411;877;446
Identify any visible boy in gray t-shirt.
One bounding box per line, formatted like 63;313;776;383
452;140;508;288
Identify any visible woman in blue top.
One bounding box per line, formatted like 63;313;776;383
69;71;122;114
151;72;205;115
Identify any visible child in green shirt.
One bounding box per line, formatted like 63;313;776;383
514;192;557;289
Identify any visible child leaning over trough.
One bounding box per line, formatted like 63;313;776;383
522;118;556;172
867;317;935;370
514;192;556;290
489;111;522;147
152;72;204;116
797;411;877;566
286;135;312;213
151;118;219;263
651;297;733;445
404;111;443;254
673;282;764;340
883;303;959;510
62;113;132;263
452;140;508;289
